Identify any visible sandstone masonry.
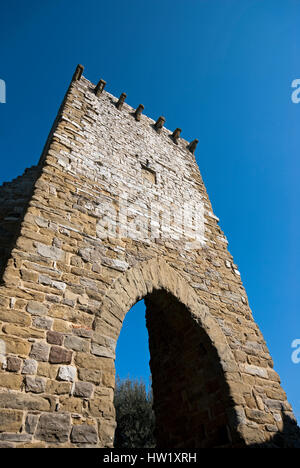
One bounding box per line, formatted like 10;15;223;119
0;65;299;448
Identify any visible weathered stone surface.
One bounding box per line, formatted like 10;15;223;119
0;433;32;442
64;335;89;352
72;327;92;339
78;368;101;385
37;362;58;379
0;334;30;356
89;397;115;419
255;394;265;411
241;364;268;379
57;365;77;382
91;343;114;358
46;379;71;395
266;424;278;432
0;373;23;390
25;376;46;393
0;309;31;326
73;382;94;399
101;371;115;389
2;324;45;339
266;388;286;401
70;424;98;444
52;319;72;333
49;346;72;364
265;399;286;411
245;408;274;425
98;419;116;448
0;409;23;432
32;316;53;330
238;424;266;445
20;269;38;282
25;414;39;434
47;330;64;346
6;356;22;373
30;342;50;362
37;244;64;261
0;392;50;411
35;413;71;443
22;359;38;375
75;353;114;371
27;301;48;316
59;396;82;414
0;67;298;449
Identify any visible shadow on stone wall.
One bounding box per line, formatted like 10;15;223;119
0;165;41;282
248;413;300;448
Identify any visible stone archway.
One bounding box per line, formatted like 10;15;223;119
93;258;246;447
0;66;299;448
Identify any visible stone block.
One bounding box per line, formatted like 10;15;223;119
49;346;72;364
72;327;92;338
73;382;94;399
0;309;31;326
46;380;71;395
91;343;114;358
64;335;89;352
75;353;113;371
25;376;46;393
0;409;23;432
0;373;23;390
6;356;22;373
101;371;115;389
70;424;98;444
245;408;274;425
27;301;48;316
36;413;71;443
78;368;101;385
30;342;50;362
52;319;72;333
25;414;39;434
0;334;30;357
0;433;32;442
37;362;58;379
37;244;64;261
89;398;115;419
0;392;50;411
59;396;82;414
238;424;266;445
20;269;39;282
32;316;53;330
2;324;45;339
57;365;77;382
47;330;64;346
22;359;38;375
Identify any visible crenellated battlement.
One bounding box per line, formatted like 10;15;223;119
72;64;199;154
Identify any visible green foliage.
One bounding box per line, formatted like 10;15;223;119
114;376;156;448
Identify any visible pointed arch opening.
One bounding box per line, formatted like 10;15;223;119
146;288;235;447
94;258;245;448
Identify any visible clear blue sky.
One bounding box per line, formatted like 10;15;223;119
1;0;299;422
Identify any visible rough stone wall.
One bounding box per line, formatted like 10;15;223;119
0;66;299;448
0;166;40;277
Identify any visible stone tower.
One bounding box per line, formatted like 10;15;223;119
0;65;299;448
